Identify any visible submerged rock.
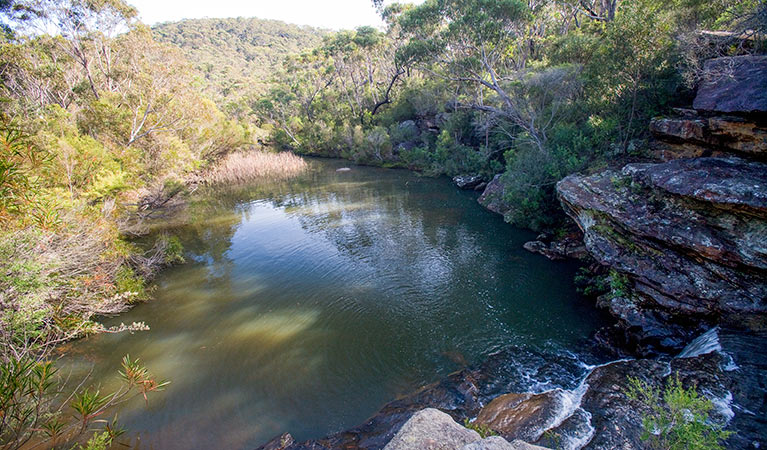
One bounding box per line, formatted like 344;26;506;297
522;229;587;261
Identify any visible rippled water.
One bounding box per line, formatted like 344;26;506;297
59;158;608;448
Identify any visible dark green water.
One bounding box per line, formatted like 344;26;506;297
60;158;608;448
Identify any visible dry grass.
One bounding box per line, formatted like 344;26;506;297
202;150;308;185
0;210;173;359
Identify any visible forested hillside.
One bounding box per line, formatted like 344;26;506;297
256;0;765;230
153;18;326;117
0;1;258;358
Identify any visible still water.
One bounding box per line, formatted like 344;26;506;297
60;158;608;448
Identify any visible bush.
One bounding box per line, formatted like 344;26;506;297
625;374;733;450
0;354;167;450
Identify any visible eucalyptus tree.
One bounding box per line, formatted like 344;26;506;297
396;0;581;154
8;0;138;99
323;26;410;123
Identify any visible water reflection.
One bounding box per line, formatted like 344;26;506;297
59;158;608;449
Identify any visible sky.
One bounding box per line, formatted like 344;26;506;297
127;0;417;30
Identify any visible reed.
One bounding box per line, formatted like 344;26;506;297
203;150;308;184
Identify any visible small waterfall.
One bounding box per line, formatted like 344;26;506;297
533;358;633;449
677;327;721;358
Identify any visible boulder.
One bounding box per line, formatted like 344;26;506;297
692;55;767;114
383;408;480;450
478;175;512;217
461;436;515;450
462;437;547;450
475;390;571;442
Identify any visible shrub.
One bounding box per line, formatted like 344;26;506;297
625;374;733;450
400;145;434;171
463;419;498;438
87;168;129;201
0;354;167;450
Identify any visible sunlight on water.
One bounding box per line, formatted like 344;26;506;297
226;308;321;344
59;158;609;449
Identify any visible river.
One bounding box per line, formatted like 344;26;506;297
58;158;609;448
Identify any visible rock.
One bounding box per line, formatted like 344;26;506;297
383;408;480;450
557;157;767;351
257;433;294;450
474;182;487;192
265;330;766;450
523;229;587;261
523;241;554;258
579;359;670;449
461;436;515;450
508;440;550;450
626;157;767;216
475;390;571;442
398;120;419;135
580;329;767;449
478;175;512;217
650;115;767;160
692;55;767;114
462;437;547;450
533;408;594;450
454;175;484;190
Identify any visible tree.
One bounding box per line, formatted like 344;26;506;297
10;0;138;99
397;0;580;153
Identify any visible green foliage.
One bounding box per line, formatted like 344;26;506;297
609;269;632;298
0;354;167;450
574;267;609;298
0;121;48;224
153;17;326;116
625;375;733;449
463;419;498;438
114;266;147;301
163;235;185;264
77;431;112;450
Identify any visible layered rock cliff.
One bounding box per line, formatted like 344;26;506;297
557;54;767;354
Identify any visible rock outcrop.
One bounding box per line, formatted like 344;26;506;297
476;390;577;443
650;112;767;161
382;408;481;450
557;54;767;354
478;174;512;217
692;55;767;114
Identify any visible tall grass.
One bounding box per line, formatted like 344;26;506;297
202;150;308;184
